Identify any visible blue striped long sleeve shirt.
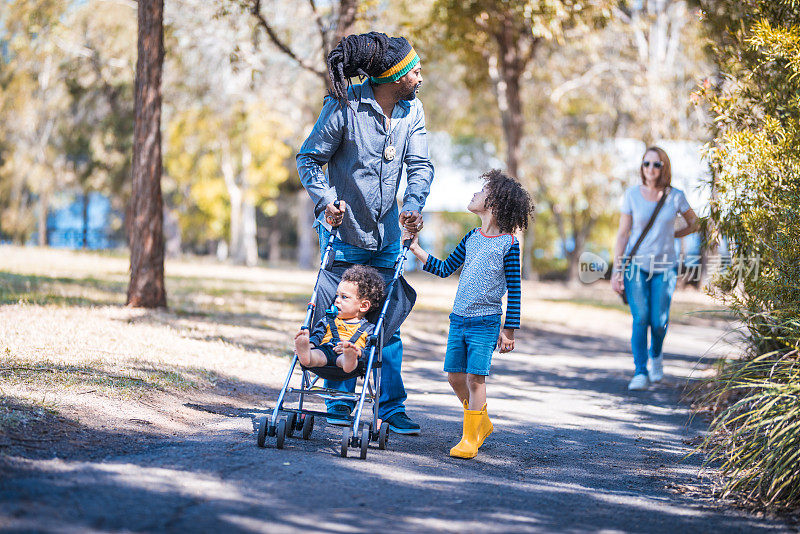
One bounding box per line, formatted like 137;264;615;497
423;228;522;329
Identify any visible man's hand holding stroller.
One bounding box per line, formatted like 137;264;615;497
400;210;423;234
325;200;347;227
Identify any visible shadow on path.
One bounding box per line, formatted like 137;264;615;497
0;314;787;533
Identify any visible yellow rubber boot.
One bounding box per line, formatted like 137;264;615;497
477;403;493;447
449;408;482;459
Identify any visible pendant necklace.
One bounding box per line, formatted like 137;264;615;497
383;116;395;161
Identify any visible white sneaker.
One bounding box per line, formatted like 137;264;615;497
648;357;664;383
628;374;649;390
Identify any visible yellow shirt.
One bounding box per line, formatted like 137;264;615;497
320;318;370;350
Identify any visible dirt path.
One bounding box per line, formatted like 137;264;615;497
0;309;791;533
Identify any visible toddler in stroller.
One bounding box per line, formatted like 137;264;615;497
256;211;416;459
294;265;384;374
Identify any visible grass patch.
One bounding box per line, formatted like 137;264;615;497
0;271;126;306
0;396;56;432
0;355;222;397
0;269;310;314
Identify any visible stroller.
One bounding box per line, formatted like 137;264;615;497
256;205;416;459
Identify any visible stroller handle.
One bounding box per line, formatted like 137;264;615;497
326;200;344;228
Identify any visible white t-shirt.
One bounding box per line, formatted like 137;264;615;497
620;185;691;272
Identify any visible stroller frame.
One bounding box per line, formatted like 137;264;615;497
256;213;412;459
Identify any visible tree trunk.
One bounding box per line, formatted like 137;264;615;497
521;227;535;280
239;199;258;266
127;0;166;308
222;142;258;266
221;148;239;262
267;227;281;261
334;0;358;44
239;144;258;266
488;17;539;278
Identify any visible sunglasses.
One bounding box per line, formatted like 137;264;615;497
642;161;663;169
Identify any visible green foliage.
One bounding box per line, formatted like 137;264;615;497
0;0;68;242
0;0;135;243
697;0;800;509
164;103;291;247
58;0;136;197
702;338;800;507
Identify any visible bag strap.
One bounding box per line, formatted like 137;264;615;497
629;187;670;259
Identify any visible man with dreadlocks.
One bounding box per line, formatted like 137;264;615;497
297;32;433;435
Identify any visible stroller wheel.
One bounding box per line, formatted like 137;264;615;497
378;421;389;450
276;418;287;449
296;414;306;431
360;426;370;460
340;427;350;458
286;413;297;438
302;415;314;440
256;416;268;448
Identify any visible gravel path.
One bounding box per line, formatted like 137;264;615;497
0;317;791;533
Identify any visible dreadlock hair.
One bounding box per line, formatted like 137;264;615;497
482;169;535;235
326;32;389;105
341;264;385;313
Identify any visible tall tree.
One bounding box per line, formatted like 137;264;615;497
240;0;359;92
127;0;167;308
164;0;297;264
426;0;608;278
428;1;606;179
59;0;136;247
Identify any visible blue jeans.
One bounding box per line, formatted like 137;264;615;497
444;313;501;376
317;226;406;419
623;264;677;376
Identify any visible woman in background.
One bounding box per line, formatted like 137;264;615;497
611;146;699;391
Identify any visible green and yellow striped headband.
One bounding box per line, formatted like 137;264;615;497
370;48;420;84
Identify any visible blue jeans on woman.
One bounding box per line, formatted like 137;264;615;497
317;226;407;419
623;264;677;377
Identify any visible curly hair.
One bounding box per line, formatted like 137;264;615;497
341;265;385;313
482;169;534;234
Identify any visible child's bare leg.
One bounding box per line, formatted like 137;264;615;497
294;330;327;367
448;372;470;406
466;374;486;410
337;341;359;373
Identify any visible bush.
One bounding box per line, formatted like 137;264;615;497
697;0;800;509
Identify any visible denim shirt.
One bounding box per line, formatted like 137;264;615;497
297;81;434;250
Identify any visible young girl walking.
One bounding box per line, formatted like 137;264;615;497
406;169;533;458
